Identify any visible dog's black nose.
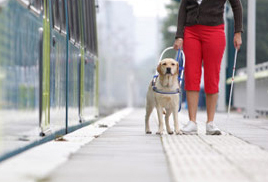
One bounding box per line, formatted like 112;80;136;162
166;67;171;74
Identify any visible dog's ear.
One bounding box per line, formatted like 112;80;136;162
157;63;162;75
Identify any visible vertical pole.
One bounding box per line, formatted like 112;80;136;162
127;73;134;108
106;1;112;104
246;0;256;118
65;0;69;133
218;5;227;112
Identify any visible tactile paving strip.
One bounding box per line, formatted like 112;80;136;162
162;134;268;182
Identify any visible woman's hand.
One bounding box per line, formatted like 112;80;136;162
173;38;183;50
234;32;242;50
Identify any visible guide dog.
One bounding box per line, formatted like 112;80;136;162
145;58;182;135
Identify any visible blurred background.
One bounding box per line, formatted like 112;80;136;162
97;0;268;115
97;0;169;113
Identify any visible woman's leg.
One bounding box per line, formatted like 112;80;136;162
201;24;226;123
183;26;202;123
187;91;199;122
206;93;218;122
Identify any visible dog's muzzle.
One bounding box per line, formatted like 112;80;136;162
166;67;171;74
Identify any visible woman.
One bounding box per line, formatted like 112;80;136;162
173;0;243;135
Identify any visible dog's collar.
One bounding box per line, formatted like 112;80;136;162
151;75;181;94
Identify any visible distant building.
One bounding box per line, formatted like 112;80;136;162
133;16;162;106
135;17;160;65
97;0;164;111
97;0;135;113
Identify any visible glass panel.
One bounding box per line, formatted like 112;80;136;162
59;0;66;32
67;0;74;39
83;0;97;54
83;56;96;120
72;0;80;43
0;1;42;157
30;0;42;11
52;0;60;28
71;0;77;41
83;0;89;49
49;35;66;130
67;45;80;126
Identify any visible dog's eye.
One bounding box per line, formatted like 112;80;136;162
162;63;167;66
172;63;175;66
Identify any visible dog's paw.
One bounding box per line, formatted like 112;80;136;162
175;130;183;135
156;131;163;135
167;131;174;135
146;131;152;134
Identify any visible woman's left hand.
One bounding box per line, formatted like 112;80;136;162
234;32;242;50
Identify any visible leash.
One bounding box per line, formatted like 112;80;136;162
176;48;185;112
152;46;185;112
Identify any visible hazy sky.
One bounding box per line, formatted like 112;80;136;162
105;0;171;17
0;0;171;17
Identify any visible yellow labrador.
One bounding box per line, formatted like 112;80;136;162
145;58;182;135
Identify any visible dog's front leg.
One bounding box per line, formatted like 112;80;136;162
156;106;164;135
165;109;173;135
145;103;154;134
172;107;182;135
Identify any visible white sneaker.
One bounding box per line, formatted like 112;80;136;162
181;121;197;135
206;122;221;135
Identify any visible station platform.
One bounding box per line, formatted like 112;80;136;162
0;108;268;182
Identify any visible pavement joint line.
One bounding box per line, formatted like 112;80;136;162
159;126;177;182
224;132;267;151
224;115;268;132
0;108;134;182
235;120;268;131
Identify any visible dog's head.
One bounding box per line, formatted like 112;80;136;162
157;58;179;76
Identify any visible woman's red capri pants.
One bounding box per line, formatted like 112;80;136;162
183;24;226;94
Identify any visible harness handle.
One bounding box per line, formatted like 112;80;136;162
158;47;174;63
155;47;185;85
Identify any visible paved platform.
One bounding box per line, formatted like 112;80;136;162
179;109;268;150
48;109;171;182
0;108;268;182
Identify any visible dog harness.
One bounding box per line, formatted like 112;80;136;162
152;48;184;95
151;75;181;94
